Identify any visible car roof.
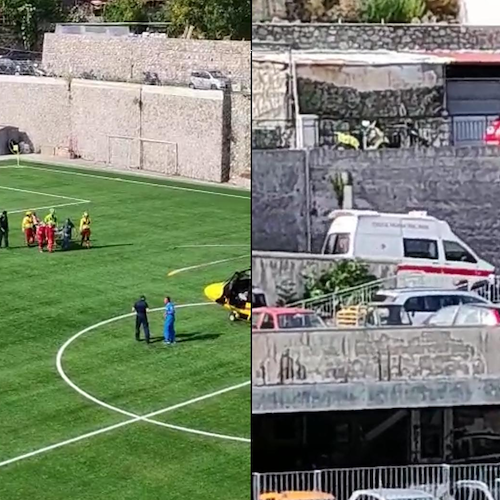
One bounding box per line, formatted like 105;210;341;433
377;289;485;299
354;489;434;499
253;307;314;314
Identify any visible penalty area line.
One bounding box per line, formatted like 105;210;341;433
0;184;90;203
8;200;91;215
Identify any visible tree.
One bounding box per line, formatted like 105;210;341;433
166;0;251;40
103;0;147;23
2;0;63;49
303;260;377;300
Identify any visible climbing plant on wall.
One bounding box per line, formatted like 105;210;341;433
2;0;62;49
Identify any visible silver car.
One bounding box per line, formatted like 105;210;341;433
372;288;490;325
189;70;229;90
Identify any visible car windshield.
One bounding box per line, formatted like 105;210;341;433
277;313;323;329
251;315;260;328
368;305;411;326
210;71;224;77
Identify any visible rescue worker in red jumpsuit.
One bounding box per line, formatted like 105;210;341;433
36;222;46;253
44;209;57;253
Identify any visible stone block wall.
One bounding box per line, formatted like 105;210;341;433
230;92;251;176
0;76;231;182
0;76;70;151
252;146;500;268
252;23;500;51
252;326;500;412
42;33;251;88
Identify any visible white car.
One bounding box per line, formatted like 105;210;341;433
371;288;490;325
349;488;435;500
189;70;229;90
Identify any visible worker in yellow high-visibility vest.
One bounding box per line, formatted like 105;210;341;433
21;211;34;247
79;212;91;249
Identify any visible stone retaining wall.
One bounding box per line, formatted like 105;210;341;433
0;76;231;182
252;23;500;51
43;33;251;88
252;325;500;412
253;146;500;267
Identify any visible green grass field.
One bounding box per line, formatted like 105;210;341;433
0;161;250;499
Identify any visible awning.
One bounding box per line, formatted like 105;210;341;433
252;49;500;67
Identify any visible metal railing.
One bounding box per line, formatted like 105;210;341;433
252;115;500;150
253;464;500;499
289;273;460;319
451;116;498;146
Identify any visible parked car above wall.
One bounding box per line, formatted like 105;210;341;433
189;70;229;90
372;288;490;326
425;303;500;327
252;307;326;331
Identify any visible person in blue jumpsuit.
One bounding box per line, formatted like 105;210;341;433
163;296;176;345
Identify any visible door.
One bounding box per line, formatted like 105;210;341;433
442;239;480;282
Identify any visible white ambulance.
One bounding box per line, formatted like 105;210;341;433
321;210;494;284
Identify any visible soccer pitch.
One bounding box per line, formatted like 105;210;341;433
0;161;250;499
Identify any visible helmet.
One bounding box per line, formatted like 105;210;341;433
26;211;32;216
83;212;89;217
50;208;55;214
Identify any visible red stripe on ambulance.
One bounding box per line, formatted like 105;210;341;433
397;264;493;278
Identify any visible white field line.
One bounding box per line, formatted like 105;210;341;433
167;254;250;277
20;165;250;200
0;304;250;469
0;380;249;469
8;201;90;215
0;184;90;203
56;303;250;444
174;244;249;249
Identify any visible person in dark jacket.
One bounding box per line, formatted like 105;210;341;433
0;211;9;248
132;295;151;344
62;218;75;251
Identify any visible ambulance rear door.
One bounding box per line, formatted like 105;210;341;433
354;215;403;261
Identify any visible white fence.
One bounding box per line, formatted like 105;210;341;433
253;464;500;499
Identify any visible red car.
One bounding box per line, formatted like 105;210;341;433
252;307;326;331
484;119;500;145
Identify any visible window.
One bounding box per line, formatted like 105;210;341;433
324;233;350;255
460;295;485;305
251;314;260;328
260;314;275;330
403;238;438;260
404;295;442;313
444;240;477;263
440;295;461;308
277;313;323;329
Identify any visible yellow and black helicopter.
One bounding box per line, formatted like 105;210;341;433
204;268;251;321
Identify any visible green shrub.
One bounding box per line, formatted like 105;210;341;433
303;260;377;300
103;0;147;23
361;0;426;23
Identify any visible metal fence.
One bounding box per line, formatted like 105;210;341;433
451;116;498;146
253;464;500;499
252;114;500;150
